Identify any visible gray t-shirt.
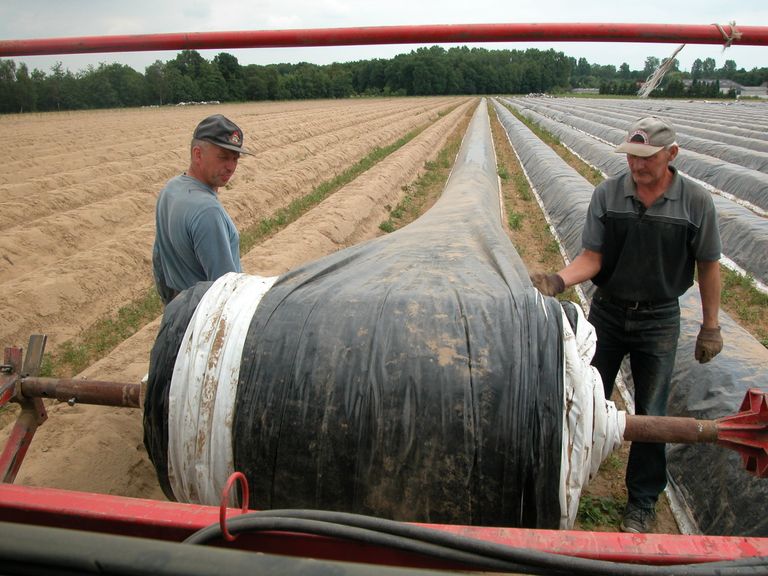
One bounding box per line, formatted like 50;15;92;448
582;167;721;301
152;174;241;302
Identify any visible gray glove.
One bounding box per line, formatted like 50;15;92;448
695;325;723;363
530;273;565;297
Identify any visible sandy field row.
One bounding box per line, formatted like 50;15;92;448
0;97;466;353
1;97;476;499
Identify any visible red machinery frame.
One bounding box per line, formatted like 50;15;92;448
2;482;768;569
1;21;767;571
1;22;767;58
1;337;767;568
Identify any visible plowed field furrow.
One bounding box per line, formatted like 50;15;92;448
0;97;468;352
0;162;179;232
0;147;184;200
0;99;476;502
1;98;450;170
0;100;389;178
0;99;457;230
0;99;459;281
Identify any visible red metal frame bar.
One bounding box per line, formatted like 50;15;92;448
0;346;47;484
1;483;767;567
1;23;766;58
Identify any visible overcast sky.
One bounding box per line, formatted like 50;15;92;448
1;1;766;76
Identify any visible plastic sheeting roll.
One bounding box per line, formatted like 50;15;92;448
228;102;564;527
559;301;624;528
167;273;278;505
144;281;214;500
144;100;624;529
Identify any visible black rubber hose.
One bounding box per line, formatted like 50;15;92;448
183;509;768;576
186;516;543;575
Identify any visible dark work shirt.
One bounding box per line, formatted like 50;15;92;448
582;167;721;302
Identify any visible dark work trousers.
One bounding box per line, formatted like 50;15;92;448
587;291;681;510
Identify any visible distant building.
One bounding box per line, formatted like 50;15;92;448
680;78;768;98
681;78;744;95
739;82;768;99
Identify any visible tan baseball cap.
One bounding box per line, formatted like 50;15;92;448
615;116;676;157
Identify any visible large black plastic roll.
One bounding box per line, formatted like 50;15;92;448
143;281;213;501
231;101;565;527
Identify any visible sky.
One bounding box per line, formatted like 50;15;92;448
1;1;766;76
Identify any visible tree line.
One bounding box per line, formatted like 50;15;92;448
1;46;766;113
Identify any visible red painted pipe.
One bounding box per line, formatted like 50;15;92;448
1;483;767;566
1;23;766;58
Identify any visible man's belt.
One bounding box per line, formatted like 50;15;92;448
594;290;677;311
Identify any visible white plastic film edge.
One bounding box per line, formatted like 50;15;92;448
557;302;626;529
167;272;279;505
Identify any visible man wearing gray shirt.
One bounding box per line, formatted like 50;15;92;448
152;114;253;305
531;117;723;534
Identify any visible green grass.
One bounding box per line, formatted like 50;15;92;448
720;268;768;347
545;239;561;255
511;171;532;201
600;453;623;472
40;290;163;377
378;135;462;233
507;210;524;230
241;124;429;253
577;495;626;529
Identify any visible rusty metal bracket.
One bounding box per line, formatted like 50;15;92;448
716;388;768;478
1;334;145;484
0;336;49;483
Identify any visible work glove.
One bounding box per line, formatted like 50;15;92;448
530;272;565;297
695;325;723;364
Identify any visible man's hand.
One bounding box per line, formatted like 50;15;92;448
695;325;723;363
530;272;565;297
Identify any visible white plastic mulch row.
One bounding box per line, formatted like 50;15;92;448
502;97;768;288
509;97;768;173
504;96;768;213
492;97;768;537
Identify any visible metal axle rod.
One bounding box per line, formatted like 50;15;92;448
2;339;766;483
623;414;719;444
18;377;142;409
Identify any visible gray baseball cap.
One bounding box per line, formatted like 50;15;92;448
193;114;253;155
615;116;676;157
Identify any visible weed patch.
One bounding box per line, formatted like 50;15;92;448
577;495;626;530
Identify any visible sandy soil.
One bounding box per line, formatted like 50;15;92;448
0;97;475;500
